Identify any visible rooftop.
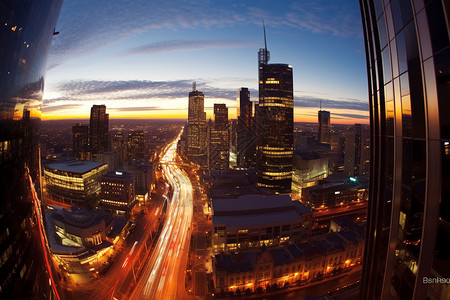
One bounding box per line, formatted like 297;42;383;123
44;160;106;174
212;194;300;215
213;210;302;228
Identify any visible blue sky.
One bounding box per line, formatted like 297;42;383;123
43;0;369;124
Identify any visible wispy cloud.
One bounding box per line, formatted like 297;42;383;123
49;0;363;67
294;96;368;111
119;39;255;56
42;104;83;112
108;107;181;112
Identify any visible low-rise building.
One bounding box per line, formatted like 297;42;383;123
99;171;135;215
212;195;312;254
301;174;369;210
44;160;108;206
45;206;128;272
213;225;365;294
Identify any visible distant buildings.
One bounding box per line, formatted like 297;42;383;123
212;195;312;254
318;110;331;144
302;174;368;210
89;105;109;154
344;124;369;176
209;104;230;170
236;87;256;168
256;32;294;193
72;123;89;160
111;131;127;164
99;171;135;215
127;130;146;161
187;82;208;159
44;160;108;206
127;161;153;203
291;150;329;199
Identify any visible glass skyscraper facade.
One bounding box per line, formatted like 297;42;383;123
318;110;331;144
187;83;207;158
359;0;450;299
89;104;109;154
256;63;294;193
0;0;63;298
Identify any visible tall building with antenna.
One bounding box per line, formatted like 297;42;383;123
255;23;294;193
187;82;207;158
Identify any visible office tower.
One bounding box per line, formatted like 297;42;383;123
73;123;89;160
318;110;331;144
359;1;449;300
256;25;294;193
111;131;127;164
100;171;135;216
0;1;63;298
89;104;109;154
236;88;256;168
187;82;207;158
344;124;362;176
127;130;146;161
209;104;230;170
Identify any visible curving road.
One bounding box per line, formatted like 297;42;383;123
130;135;193;300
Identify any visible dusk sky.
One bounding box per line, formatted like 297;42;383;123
43;0;369;124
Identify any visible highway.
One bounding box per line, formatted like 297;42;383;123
130;135;193;300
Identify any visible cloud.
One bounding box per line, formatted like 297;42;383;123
332;112;369;120
49;0;363;67
119;39;255;56
42;104;83;112
294;96;368;111
108;107;182;112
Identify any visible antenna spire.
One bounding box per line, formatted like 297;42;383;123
320;100;322;110
263;19;267;53
193;81;196;91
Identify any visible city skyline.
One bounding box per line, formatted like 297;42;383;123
42;0;369;124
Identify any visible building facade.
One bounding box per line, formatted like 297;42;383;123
209;104;230;170
212;195;312;254
0;1;63;298
187;83;208;158
100;171;135;215
359;1;450;299
236;88;256;168
256;63;294;193
89;104;109;154
318;110;331;144
44;160;108;206
72;123;89;160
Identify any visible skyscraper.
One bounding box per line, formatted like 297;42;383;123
236;87;256;168
209;104;229;170
318;110;331;144
187;82;207;158
359;1;449;299
256;25;294;193
89;104;109;154
0;1;63;298
73;123;89;160
344;124;362;176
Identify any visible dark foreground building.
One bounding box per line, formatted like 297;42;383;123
0;1;63;298
359;0;450;299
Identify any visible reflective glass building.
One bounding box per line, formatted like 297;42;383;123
256;63;294;193
318;110;331;144
236;87;256;168
359;0;450;299
0;0;63;298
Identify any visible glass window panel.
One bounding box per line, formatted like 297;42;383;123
413;0;424;13
400;72;410;96
416;10;433;61
385;100;395;136
394;78;402;136
402;95;412;137
390;0;404;33
377;14;388;50
374;0;384;20
426;0;449;54
435;48;450;139
408;58;426;139
399;0;413;25
396;30;408;74
404;21;419;63
390;37;399;78
385;5;395;41
382;47;392;83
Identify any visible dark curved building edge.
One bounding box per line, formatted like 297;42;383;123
359;0;449;299
0;0;63;298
